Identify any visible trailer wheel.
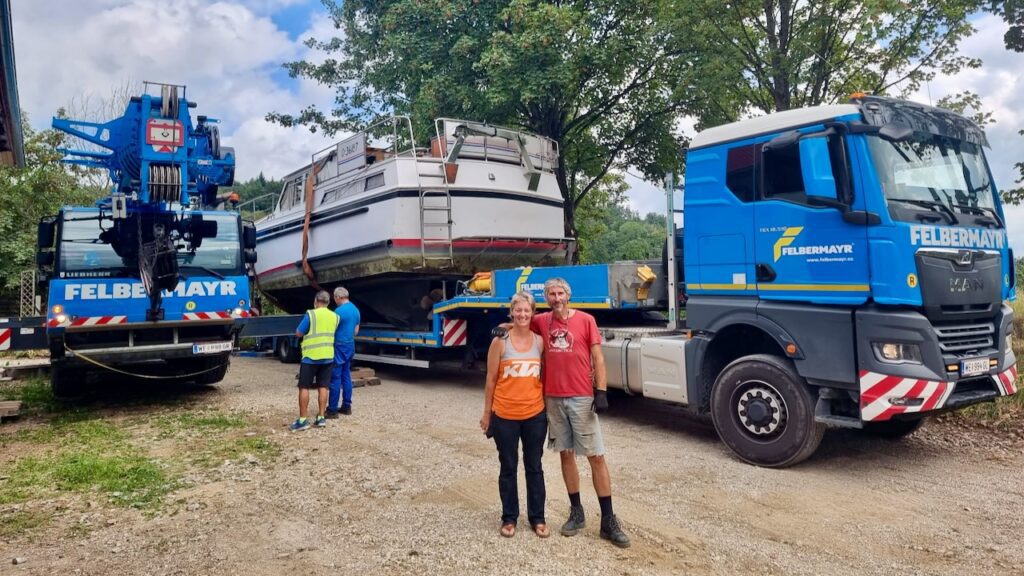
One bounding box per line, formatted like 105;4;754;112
863;417;925;439
276;337;300;364
711;354;824;468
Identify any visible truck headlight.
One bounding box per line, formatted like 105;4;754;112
872;342;922;364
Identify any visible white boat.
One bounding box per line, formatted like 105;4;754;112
252;117;570;327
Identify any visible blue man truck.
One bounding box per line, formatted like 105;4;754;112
245;95;1017;467
21;83;256;396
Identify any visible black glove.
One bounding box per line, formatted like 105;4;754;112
593;389;609;413
490;325;509;339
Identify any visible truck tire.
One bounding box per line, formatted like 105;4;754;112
276;337;300;364
711;354;825;468
50;363;82;399
194;355;230;386
863;417;925;439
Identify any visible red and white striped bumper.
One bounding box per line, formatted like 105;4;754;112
182;310;249;320
0;328;10;351
442;317;468;346
860;365;1020;422
48;315;128;329
993;365;1018;396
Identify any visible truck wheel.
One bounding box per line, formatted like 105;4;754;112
711;354;825;468
194;355;230;386
863;418;925;439
276;337;300;364
50;363;82;399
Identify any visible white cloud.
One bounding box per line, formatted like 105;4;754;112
12;0;339;185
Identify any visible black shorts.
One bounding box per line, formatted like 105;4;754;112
298;362;332;389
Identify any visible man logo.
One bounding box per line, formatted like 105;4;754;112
956;250;973;266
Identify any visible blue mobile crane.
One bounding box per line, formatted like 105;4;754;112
21;82;258;396
245;94;1018;467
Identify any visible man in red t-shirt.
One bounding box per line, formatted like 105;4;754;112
530;277;630;548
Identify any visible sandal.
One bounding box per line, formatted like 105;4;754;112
531;523;550;538
500;522;516;538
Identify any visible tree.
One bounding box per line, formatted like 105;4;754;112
985;0;1024;204
0;119;96;297
678;0;985;123
574;173;665;264
989;0;1024;51
268;0;698;241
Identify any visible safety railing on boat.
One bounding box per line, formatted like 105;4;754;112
237;192;278;223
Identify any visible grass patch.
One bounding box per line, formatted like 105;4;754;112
191;435;281;468
151;409;249;439
51;451;176;508
0;376;60;414
0;510;51;539
0;448;177;510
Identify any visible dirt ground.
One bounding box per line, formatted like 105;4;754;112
2;356;1023;575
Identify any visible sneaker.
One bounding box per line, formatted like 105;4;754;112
324;410;340;419
340;406;352;415
560;505;585;536
314;416;327;428
600;514;631;548
289;418;310;432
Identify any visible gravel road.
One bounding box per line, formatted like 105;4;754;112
3;356;1023;575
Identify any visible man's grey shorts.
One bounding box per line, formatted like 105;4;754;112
545;396;605;456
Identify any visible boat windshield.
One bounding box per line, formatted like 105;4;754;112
866;132;999;224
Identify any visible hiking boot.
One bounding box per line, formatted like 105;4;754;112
324;410;340;419
340;405;352;415
600;514;631;548
289;418;310;432
314;416;327;428
560;505;585;536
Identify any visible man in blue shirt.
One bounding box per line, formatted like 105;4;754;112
327;286;361;417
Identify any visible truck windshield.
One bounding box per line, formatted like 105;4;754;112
58;211;242;276
866;133;998;223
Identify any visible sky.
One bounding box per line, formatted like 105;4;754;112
9;2;1024;251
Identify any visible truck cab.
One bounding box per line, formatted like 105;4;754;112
682;95;1016;465
36;206;256;396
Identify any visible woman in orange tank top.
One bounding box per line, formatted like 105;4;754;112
480;291;548;538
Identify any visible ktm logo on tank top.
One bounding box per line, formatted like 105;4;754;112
501;360;541;379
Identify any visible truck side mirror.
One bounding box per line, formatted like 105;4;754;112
798;137;838;201
37;217;56;249
244;248;258;264
36;251;54;266
242;221;257;250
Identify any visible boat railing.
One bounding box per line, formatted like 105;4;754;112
311;116;418;190
434;118;560;174
238;192;278;223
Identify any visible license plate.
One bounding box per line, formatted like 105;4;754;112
960;357;989;377
192;341;233;355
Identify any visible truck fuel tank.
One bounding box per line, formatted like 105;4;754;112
601;327;689;404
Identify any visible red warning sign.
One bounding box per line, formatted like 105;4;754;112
146;118;184;153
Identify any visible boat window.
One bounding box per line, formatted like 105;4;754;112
278;174;306;211
364;173;385;191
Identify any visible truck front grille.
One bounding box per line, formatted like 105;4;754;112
932;321;995;353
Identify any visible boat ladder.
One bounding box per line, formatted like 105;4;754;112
416;163;454;268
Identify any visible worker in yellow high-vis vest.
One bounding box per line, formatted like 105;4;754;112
290;290;340;431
